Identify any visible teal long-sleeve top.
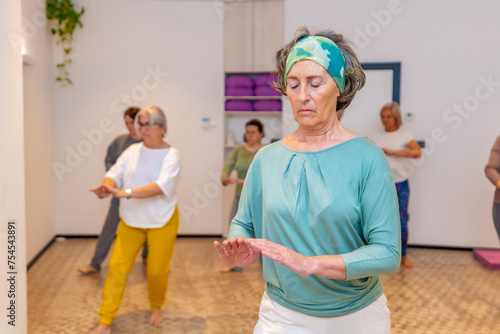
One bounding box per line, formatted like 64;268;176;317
228;137;401;317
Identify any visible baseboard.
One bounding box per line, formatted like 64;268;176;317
27;236;56;270
55;234;99;238
408;244;473;251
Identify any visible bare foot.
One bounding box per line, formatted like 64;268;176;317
150;309;163;325
87;323;111;334
401;256;414;268
78;265;99;275
220;266;232;273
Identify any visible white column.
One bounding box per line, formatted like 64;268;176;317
0;0;27;333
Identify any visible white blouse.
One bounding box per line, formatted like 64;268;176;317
106;143;181;228
369;128;415;183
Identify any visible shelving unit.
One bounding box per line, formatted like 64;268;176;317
224;96;281;100
222;1;285;237
226;111;282;117
224;72;283;160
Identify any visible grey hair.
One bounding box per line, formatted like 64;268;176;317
380;101;403;128
135;105;167;138
273;26;366;111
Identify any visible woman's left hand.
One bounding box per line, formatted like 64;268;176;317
102;184;126;199
245;239;315;276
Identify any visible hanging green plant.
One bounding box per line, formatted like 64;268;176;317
46;0;85;85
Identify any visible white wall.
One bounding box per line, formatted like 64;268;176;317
0;1;28;333
22;0;56;264
341;70;394;137
53;0;224;235
285;0;500;248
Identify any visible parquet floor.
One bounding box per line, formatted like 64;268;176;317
27;238;500;333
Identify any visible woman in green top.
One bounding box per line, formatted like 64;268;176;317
214;27;400;333
220;119;264;273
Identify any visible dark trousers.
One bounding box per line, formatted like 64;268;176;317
493;203;500;241
395;180;410;256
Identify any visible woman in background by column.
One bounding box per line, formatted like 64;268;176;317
485;136;500;241
220;118;264;273
370;102;421;268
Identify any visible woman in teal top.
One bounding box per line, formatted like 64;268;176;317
214;27;400;334
220;119;264;273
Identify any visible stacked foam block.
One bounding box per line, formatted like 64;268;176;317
225;74;282;112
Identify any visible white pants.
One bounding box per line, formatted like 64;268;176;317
253;292;391;334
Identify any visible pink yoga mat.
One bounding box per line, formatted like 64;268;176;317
473;248;500;270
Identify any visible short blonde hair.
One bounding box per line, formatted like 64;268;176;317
380;102;403;128
273;26;366;111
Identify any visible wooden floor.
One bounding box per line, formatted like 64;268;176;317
27;237;500;333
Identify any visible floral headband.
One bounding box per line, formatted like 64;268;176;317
285;36;346;93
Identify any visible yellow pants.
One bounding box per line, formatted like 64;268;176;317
98;207;179;325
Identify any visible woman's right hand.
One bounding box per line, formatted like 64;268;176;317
214;236;260;268
221;178;237;185
90;184;111;198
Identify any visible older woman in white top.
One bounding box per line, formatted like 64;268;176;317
88;105;181;334
370;102;421;267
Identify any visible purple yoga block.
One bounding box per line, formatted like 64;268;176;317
225;100;254;111
255;86;281;96
226;75;255;88
256;73;277;86
226;87;254;97
473;248;500;270
254;100;282;111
